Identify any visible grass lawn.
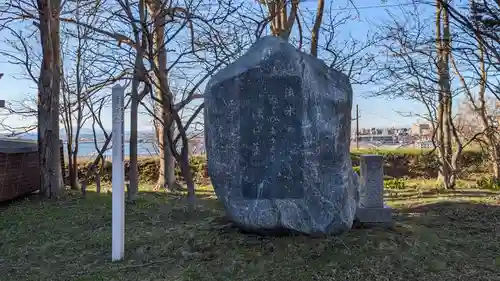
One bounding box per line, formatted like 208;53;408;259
1;184;500;281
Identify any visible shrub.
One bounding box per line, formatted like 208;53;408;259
351;149;485;179
75;155;208;185
475;176;500;190
384;178;407;189
72;148;486;184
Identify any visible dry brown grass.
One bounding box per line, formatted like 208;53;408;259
1;184;499;281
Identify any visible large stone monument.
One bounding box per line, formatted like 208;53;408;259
203;36;359;236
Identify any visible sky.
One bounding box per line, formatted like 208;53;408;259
0;0;443;134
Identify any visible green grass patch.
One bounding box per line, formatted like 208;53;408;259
1;185;500;280
351;147;433;156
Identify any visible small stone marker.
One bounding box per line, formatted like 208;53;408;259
355;154;393;226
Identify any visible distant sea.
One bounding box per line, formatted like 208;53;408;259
71;141;158;157
11;132;160;157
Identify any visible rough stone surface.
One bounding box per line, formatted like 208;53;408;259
203;36;359;236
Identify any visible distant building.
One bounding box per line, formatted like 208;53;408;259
411;122;433;141
352;126;412;146
357;134;395;143
414;140;434;149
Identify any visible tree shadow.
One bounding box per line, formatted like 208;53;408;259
386;188;499;201
0;190;43;210
3;187;500;239
394;200;500;234
399;200;500;214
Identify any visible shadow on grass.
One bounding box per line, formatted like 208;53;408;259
1;188;500;280
386;188;499;201
0;190;44;210
397;200;500;226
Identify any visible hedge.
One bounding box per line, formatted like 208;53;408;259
75;156;209;185
350;149;486;179
73;149;487;184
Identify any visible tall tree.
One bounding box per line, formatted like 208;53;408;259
127;0;148;201
448;0;500;181
37;0;63;198
146;0;178;192
373;1;481;189
435;0;456;189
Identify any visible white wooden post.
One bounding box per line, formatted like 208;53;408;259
111;84;125;261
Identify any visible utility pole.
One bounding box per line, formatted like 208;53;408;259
355;104;360;150
0;73;4;108
351;104;360;150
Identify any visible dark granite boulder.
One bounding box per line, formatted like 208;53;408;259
203;36;359;236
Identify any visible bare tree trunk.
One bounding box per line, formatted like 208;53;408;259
442;0;459;189
435;0;456;189
155;113;176;190
492;147;500;180
61;69;74;189
180;151;195;214
72;19;84;192
171;112;196;214
62;84;79;190
262;0;299;41
59;140;65;185
95;167;101;194
37;0;63;198
165;124;176;189
127;0;148;201
435;0;447;187
81;178;87;197
67;143;78;189
129;59;140;201
310;0;325;57
149;0;177;191
71;145;80;189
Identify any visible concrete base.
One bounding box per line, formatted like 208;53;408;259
354;205;394;228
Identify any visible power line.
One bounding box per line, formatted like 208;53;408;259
327;1;427;11
195;0;428;11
